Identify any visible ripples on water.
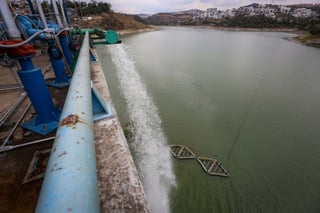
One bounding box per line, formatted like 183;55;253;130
107;44;176;213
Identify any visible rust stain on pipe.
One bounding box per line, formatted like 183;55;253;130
60;114;92;129
61;114;79;126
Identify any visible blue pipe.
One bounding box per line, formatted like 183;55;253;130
59;33;72;65
36;32;99;213
18;56;34;70
47;46;70;87
17;56;61;135
17;70;59;124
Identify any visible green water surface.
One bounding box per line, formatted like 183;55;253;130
98;27;320;213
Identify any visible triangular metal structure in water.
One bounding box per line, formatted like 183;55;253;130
91;82;114;121
196;157;230;177
169;144;196;159
169;144;230;177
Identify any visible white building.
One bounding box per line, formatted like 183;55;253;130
292;8;316;18
207;8;218;18
207;8;218;14
224;9;236;17
280;6;291;14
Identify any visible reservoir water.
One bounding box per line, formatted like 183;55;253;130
97;27;320;213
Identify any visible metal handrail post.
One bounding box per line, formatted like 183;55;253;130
35;32;99;213
35;0;48;29
51;0;63;28
0;0;21;39
59;0;69;27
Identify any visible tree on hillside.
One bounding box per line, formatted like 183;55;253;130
65;0;111;17
309;23;320;35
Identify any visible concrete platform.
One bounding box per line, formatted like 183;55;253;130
0;50;63;213
0;46;149;212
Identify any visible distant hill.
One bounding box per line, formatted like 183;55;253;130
243;3;260;8
144;13;179;25
143;4;320;28
171;9;204;15
143;10;202;25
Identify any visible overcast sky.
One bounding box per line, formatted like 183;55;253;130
106;0;319;14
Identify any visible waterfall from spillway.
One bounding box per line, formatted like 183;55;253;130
107;44;176;213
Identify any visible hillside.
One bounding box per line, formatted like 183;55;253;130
144;10;199;25
144;4;320;28
145;13;179;25
72;12;152;32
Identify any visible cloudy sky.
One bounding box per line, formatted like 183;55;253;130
106;0;319;14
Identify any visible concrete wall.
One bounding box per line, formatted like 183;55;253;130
91;49;150;212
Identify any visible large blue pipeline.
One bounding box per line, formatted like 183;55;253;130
35;32;99;212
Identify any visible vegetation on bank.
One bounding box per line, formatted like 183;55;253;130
63;0;150;31
219;15;319;32
309;23;320;35
149;14;320;35
65;0;111;16
293;33;320;47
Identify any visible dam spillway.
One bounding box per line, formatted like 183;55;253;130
0;0;150;210
0;32;150;213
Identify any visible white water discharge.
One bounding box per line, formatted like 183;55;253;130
108;44;176;213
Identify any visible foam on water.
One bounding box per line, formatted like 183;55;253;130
108;44;176;213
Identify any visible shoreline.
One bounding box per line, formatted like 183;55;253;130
117;25;320;48
290;34;320;48
192;25;305;34
117;27;155;35
144;25;305;34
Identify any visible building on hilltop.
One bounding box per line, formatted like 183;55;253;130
292;8;316;18
192;4;319;20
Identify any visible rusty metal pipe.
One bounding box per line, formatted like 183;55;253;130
1;102;31;147
0;92;26;128
0;136;55;153
36;32;99;213
0;83;23;91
